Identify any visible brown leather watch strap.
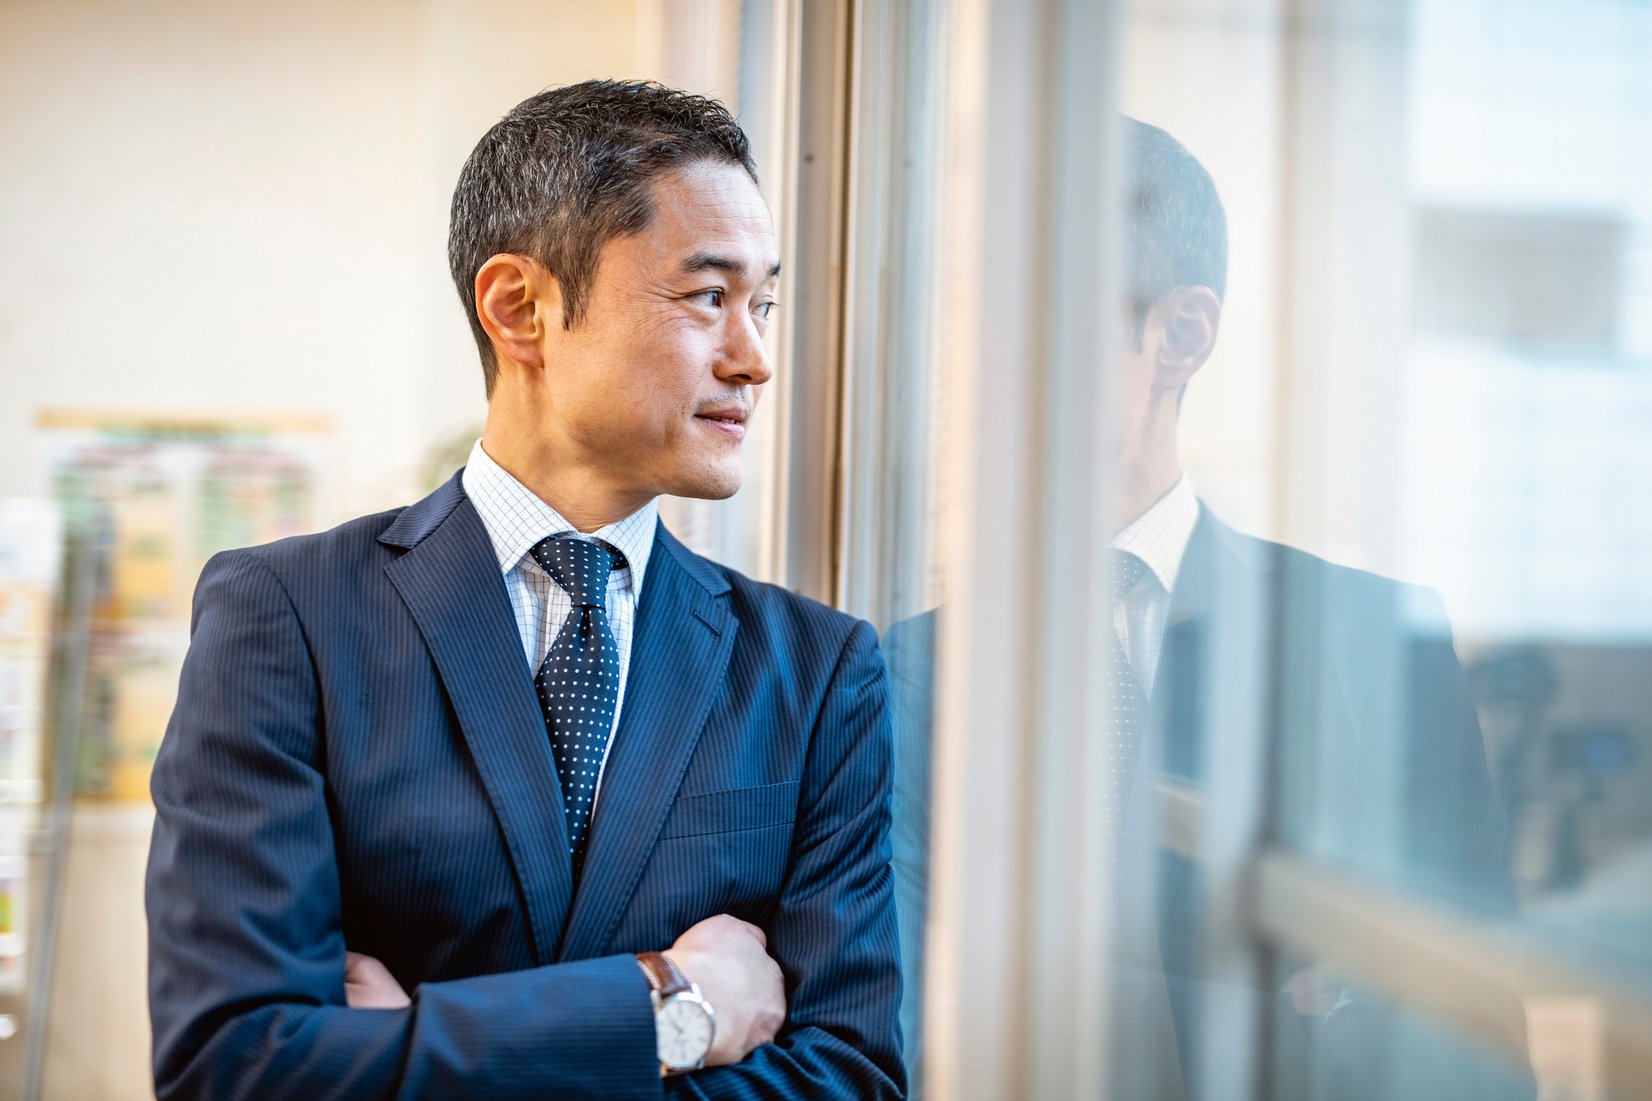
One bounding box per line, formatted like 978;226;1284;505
636;951;693;998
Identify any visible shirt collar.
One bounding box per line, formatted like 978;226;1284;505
1109;474;1199;596
460;438;658;596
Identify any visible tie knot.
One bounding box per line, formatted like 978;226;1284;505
531;536;621;608
1109;549;1148;606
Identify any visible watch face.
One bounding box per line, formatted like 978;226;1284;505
657;996;715;1069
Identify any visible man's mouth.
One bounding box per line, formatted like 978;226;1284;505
695;406;749;439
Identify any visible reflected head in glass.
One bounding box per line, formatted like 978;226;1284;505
1113;119;1228;525
1121;117;1228;352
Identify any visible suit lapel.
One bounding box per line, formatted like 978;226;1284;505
380;475;574;965
559;527;736;961
1144;507;1278;938
1149;507;1277;783
1151;510;1224;786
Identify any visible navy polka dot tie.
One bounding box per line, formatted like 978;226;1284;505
1107;549;1148;862
531;536;624;878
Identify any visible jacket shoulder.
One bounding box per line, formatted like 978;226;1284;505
727;565;868;641
1217;522;1452;636
202;506;406;589
658;536;872;661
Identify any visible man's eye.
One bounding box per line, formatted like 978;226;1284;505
698;289;725;308
755;301;777;320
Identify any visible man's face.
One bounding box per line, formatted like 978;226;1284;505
1112;304;1162;460
1109;285;1220;464
539;159;779;502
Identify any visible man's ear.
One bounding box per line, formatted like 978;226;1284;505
475;254;561;374
1153;285;1222;390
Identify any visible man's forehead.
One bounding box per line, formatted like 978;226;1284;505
655;163;773;219
627;161;781;274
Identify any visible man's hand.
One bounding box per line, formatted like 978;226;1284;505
664;914;786;1067
1283;965;1347;1017
345;951;411;1009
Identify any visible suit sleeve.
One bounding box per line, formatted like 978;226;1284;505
668;618;906;1100
1400;587;1518;916
1306;584;1534;1100
146;550;662;1101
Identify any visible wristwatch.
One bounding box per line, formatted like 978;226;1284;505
637;951;716;1075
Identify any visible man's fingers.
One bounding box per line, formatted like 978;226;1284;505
688;912;769;951
344;951;411;1009
715;913;767;950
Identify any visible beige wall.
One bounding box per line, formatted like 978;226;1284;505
0;2;657;1096
0;0;659;513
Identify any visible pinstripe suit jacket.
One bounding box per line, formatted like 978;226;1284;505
146;472;904;1100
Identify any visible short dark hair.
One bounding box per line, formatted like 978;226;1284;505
1122;117;1228;348
448;80;758;395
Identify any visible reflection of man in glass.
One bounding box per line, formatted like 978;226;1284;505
887;119;1531;1099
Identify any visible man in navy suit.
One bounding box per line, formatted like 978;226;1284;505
146;81;903;1100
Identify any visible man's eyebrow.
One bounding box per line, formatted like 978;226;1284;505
681;252;783;279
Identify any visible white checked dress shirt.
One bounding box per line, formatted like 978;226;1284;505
461;439;658;811
1109;474;1200;695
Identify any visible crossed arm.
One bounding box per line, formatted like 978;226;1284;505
346;917;780;1066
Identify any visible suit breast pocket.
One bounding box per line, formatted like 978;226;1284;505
659;780;801;839
651;781;801;928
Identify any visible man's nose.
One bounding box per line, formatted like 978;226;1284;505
716;309;774;386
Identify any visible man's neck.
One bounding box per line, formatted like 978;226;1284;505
477;433;653;534
1113;452;1183;537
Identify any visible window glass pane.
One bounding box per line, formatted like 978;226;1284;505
1106;0;1652;1098
834;2;951;1095
1401;0;1652;1049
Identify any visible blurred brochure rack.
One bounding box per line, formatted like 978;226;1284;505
0;500;60;992
36;408;329;803
0;497;94;1101
1;410;329;1100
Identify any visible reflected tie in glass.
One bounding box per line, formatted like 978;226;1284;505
531;535;624;878
1107;549;1148;862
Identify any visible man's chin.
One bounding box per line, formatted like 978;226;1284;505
663;469;743;502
